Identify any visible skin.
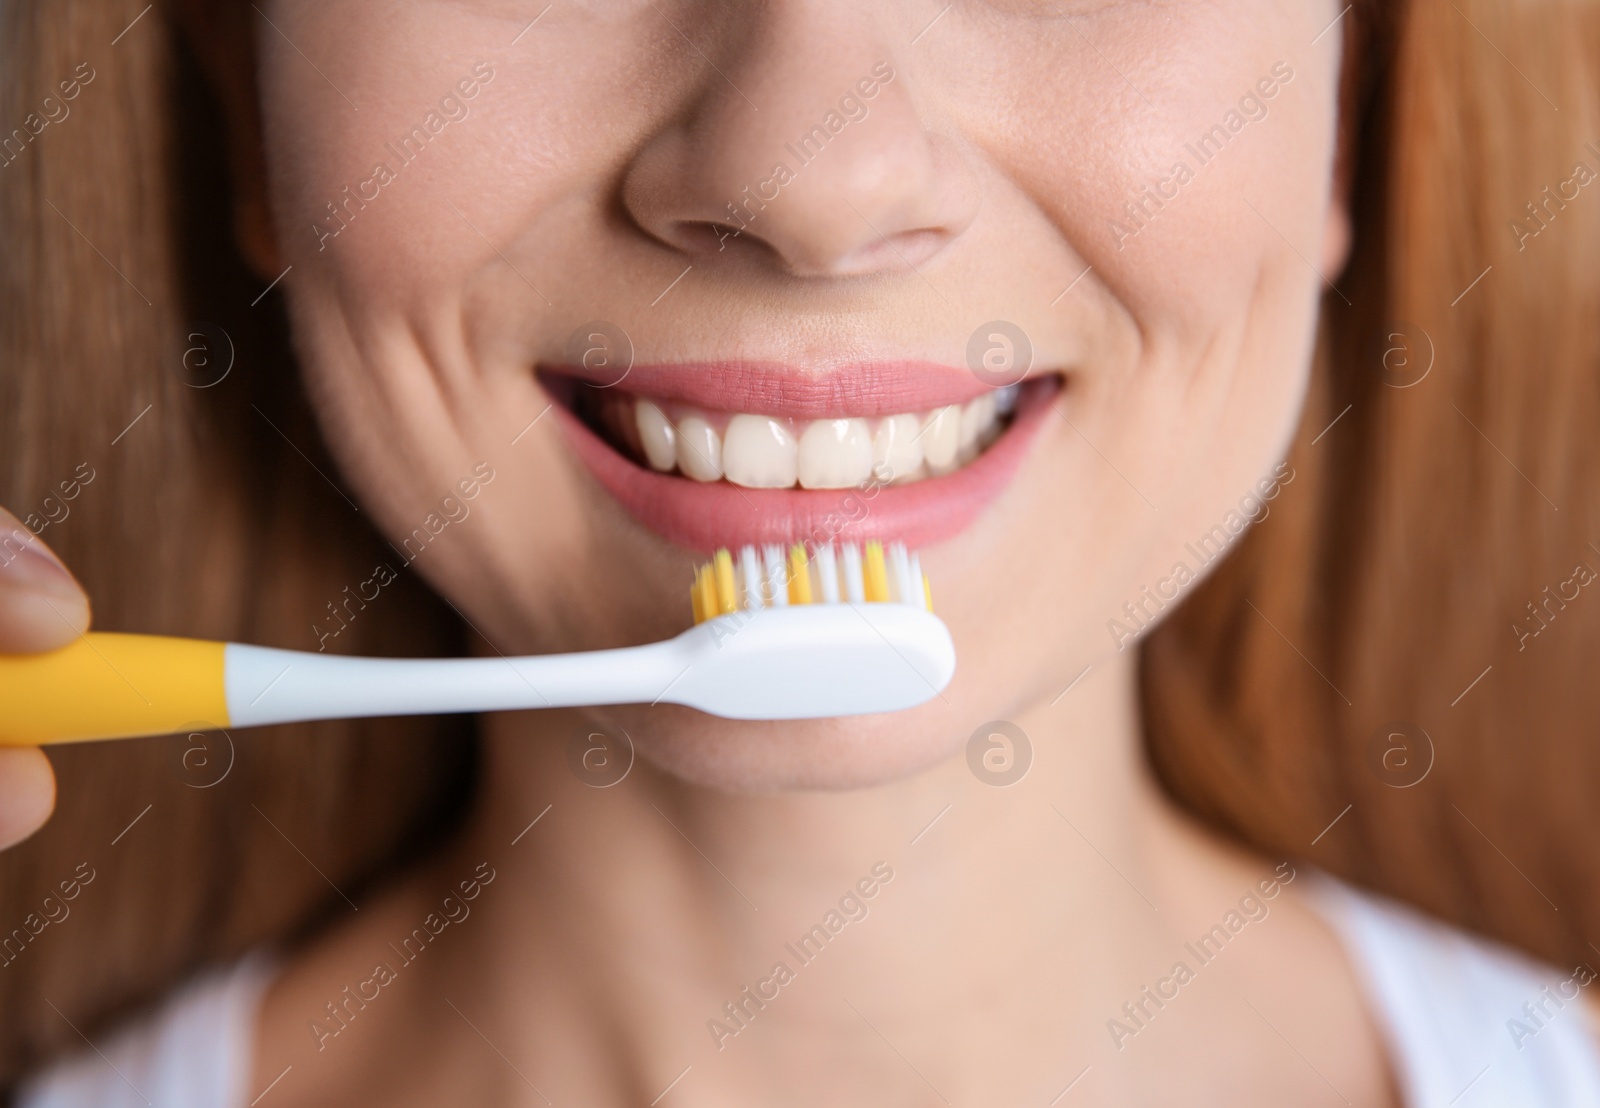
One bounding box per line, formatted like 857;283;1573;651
0;508;76;848
8;0;1434;1102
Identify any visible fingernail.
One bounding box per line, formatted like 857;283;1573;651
0;532;82;597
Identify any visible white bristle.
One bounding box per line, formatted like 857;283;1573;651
815;543;840;603
890;542;914;604
908;552;925;609
740;545;764;610
764;544;787;606
841;543;865;604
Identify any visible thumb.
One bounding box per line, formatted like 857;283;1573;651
0;508;90;652
0;509;76;846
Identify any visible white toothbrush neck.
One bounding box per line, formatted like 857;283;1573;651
224;638;692;728
223;603;954;726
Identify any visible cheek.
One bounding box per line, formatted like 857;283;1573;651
1012;14;1339;445
253;8;640;638
933;8;1341;661
258;7;622;316
942;7;1339;338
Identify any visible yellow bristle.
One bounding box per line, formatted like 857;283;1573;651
788;545;812;605
923;573;933;612
693;565;714;624
707;565;721;620
690;571;706;624
863;541;889;602
713;549;738;614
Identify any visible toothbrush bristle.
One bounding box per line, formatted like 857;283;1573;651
739;546;764;611
690;541;935;623
763;544;788;607
713;549;738;615
788;545;812;605
815;543;840;604
690;569;707;624
863;541;888;602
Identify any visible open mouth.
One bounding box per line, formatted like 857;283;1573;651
542;362;1060;552
567;381;1020;489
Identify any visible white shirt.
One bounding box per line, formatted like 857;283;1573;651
17;876;1600;1106
1306;874;1600;1107
16;949;277;1108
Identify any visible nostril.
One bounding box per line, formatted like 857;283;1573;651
663;219;949;277
662;220;744;256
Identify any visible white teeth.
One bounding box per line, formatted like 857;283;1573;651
722;414;798;488
635;399;678;472
960;393;996;449
872;413;924;483
958;392;997;463
618;386;1020;489
798;418;873;489
920;405;963;475
675;415;723;482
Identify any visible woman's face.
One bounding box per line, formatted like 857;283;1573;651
254;0;1348;789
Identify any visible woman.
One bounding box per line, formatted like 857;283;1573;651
3;0;1600;1103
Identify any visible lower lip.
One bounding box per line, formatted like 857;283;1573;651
550;378;1060;553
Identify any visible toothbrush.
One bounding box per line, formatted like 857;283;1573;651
0;541;955;745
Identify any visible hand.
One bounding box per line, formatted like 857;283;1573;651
0;507;89;847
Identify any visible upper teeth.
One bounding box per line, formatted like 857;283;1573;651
627;385;1018;490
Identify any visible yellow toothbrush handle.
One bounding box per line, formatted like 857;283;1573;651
0;633;230;745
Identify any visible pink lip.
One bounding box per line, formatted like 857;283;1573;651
547;370;1060;553
551;359;1010;418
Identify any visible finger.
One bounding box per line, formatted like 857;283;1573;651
0;748;57;848
0;509;90;653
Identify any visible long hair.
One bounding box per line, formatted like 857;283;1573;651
1144;1;1600;970
2;0;1597;1089
0;0;472;1085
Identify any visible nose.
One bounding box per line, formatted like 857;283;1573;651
620;6;979;279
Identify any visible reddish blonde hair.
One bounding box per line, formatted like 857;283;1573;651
1146;0;1600;969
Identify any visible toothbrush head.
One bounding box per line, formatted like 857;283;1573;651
690;540;932;621
669;541;956;720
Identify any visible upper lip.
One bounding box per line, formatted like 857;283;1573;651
543;359;1013;418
